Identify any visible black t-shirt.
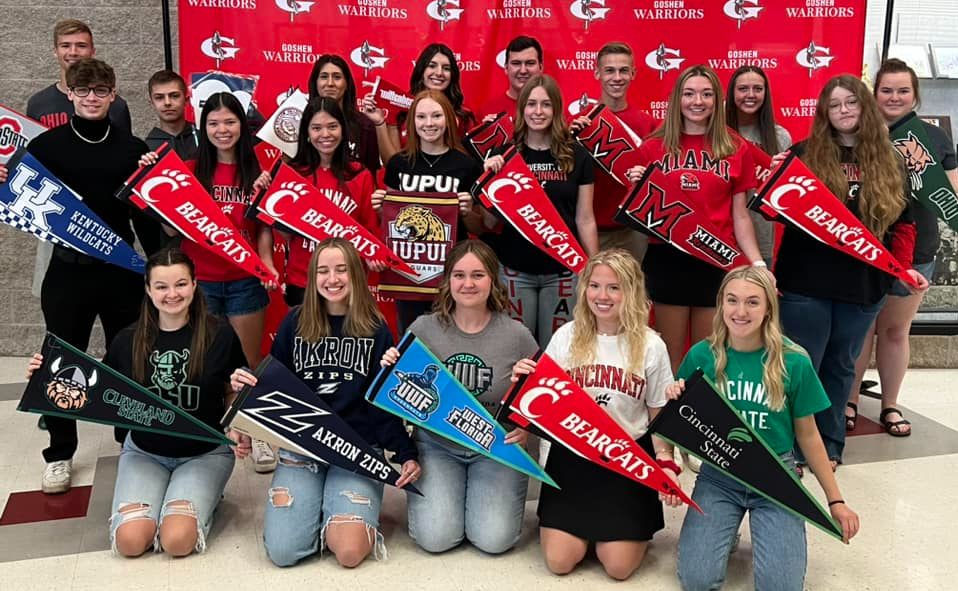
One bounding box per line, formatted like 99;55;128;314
104;319;247;457
487;143;594;275
912;122;957;264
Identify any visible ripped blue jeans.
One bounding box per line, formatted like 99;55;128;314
263;448;386;567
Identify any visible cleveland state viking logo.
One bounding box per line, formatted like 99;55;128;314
150;349;201;411
892;131;936;191
44;357;95;411
389;366;441;421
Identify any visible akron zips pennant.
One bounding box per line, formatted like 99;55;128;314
0;149;145;273
222;355;420;494
497;350;698;510
473;145;588;273
749;152;920;288
115;143;277;284
648;370;843;541
250;159;415;274
361;76;414;126
256;89;308;158
19;333;232;445
463;112;514;161
614;162;749;270
572;103;644;187
889;111;958;232
0;104;46;165
366;333;557;488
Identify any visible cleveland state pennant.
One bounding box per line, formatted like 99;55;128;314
750;152;920;288
572;103;644;187
115;143;278;284
889;112;958;232
0;149;145;273
223;355;420;494
615;162;749;270
366;333;557;487
463;112;514;161
0;104;46;165
256;89;308;157
19;333;231;445
361;76;413;126
473;145;588;273
648;370;844;540
498;351;698;510
250;160;414;274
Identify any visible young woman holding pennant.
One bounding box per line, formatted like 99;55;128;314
666;265;860;591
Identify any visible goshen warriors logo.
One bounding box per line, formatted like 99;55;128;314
201;31;240;68
0;117;28;159
577;117;633;175
570;0;610;31
350;40;390;77
388;204;451;283
687;226;738;267
723;0;763;29
426;0;464;30
276;0;315;23
795;41;835;77
388;365;441;421
567;92;598;116
645;43;685;80
625;182;692;241
44;357;95;411
893;131;937;192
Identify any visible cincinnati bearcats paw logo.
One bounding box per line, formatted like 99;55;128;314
767;175;817;211
137;169;191;204
516;376;573;419
484;171;535;205
280;181;309;193
595;392;612;406
263;181;309;218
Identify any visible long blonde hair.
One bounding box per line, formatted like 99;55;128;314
569;249;649;376
803;75;905;239
513;75;576;174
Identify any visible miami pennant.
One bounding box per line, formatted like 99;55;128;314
463;112;514;161
572;103;644;187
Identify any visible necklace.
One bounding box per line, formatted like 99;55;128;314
420;150;446;168
70;119;110;144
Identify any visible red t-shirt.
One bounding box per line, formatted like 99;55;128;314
182;161;259;282
478;92;517;121
593;107;659;230
285;164;378;288
637;132;756;241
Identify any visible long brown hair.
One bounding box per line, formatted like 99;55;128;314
514;75;576;174
432;240;509;325
725;66;782;155
803;75;905;239
649;64;738;159
399;90;467;168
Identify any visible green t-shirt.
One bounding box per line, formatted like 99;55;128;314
677;340;830;454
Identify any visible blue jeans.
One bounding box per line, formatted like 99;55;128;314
889;259;935;297
406;432;528;554
198;276;269;316
778;291;883;461
500;265;577;349
263;449;386;566
678;458;806;591
109;436;235;555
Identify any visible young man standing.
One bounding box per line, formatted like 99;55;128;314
144;70;198;160
477;36;544;120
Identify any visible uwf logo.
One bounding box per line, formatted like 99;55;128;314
645;44;685;80
426;0;464;30
275;0;315;22
0;118;28;158
351;41;390;77
5;162;64;232
201;31;240;68
723;0;763;28
578;117;634;175
625;181;692;241
570;0;610;30
245;390;330;434
388;366;440;421
795;41;835;77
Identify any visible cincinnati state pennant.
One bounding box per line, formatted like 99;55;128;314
19;333;232;445
889;111;958;232
614;162;749;270
497;350;698;510
648;370;843;541
0;104;46;165
750;152;920;288
0;149;145;273
361;76;413;126
115;143;277;284
378;191;458;300
223;355;420;494
463;112;514;161
473;145;587;273
572;103;644;187
250;160;414;274
366;333;557;487
256;89;308;158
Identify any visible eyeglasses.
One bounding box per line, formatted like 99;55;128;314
71;86;112;98
827;97;860;111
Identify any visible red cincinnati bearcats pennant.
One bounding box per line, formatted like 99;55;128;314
573;103;643;187
361;76;413;126
116;143;277;283
751;152;919;288
463;112;514;161
498;351;700;511
473;145;588;273
250;159;414;275
615;162;749;270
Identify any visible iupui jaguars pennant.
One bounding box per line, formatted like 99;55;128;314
572;103;644;187
463;112;514;161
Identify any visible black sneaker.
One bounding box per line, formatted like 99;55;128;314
38;416;47;430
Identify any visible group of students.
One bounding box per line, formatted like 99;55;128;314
4;19;956;590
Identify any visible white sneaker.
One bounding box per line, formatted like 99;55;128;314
42;460;72;494
251;440;277;473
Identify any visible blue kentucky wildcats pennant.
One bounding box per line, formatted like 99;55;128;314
0;148;144;273
366;332;558;488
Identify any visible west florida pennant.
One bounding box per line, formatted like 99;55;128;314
250;159;414;274
614;162;749;270
648;370;843;540
463;112;514;161
750;152;920;288
572;103;644;187
473;145;587;273
889;111;958;232
366;333;557;487
19;333;231;445
498;351;697;510
256;89;308;158
223;355;420;494
0;104;46;165
115;143;277;283
361;76;414;126
0;149;145;273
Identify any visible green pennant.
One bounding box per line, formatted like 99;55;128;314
889;112;958;231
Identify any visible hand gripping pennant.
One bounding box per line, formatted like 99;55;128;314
366;333;557;487
223;355;420;494
0;104;46;165
256;89;309;157
19;333;231;445
250;159;414;274
497;351;698;510
572;103;644;187
361;76;414;126
889;111;958;232
749;152;920;288
473;145;588;273
648;370;844;540
614;162;749;270
115;143;278;283
463;112;514;161
0;149;145;273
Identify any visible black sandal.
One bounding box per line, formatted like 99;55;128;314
845;402;858;432
880;407;912;437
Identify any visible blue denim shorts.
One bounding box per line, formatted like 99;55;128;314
198;276;269;316
889;259;935;297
